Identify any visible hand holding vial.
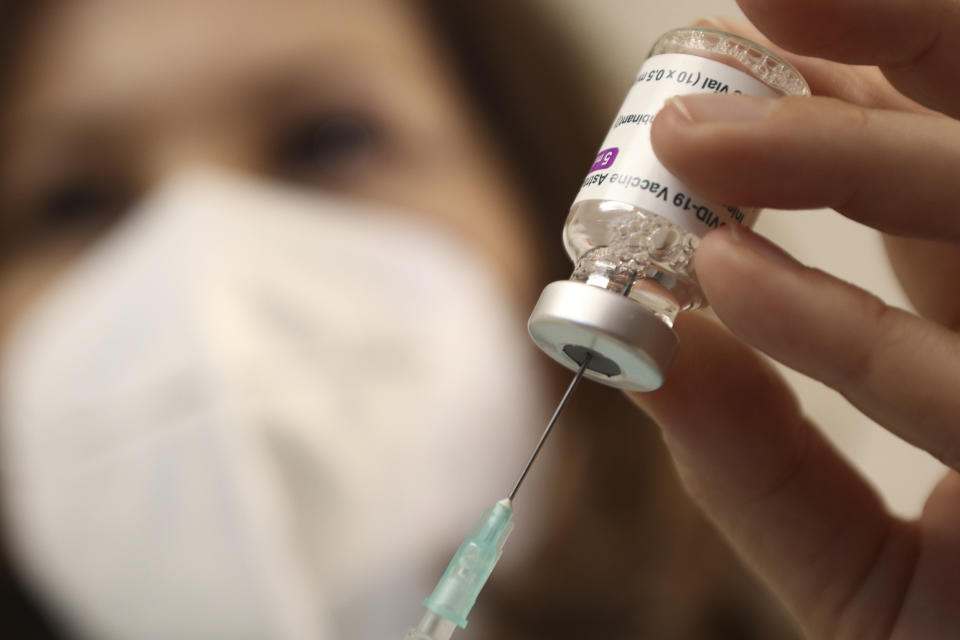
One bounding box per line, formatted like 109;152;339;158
630;4;960;639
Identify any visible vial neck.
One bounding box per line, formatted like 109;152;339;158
571;253;681;326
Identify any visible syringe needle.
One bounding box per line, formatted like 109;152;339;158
405;353;592;639
508;353;592;502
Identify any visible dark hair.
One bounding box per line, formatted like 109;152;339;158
0;12;66;639
420;0;622;283
0;1;41;100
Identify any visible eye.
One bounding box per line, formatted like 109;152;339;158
0;174;133;259
36;175;130;230
274;113;381;181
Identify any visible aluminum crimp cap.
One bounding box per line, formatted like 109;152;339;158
527;280;679;392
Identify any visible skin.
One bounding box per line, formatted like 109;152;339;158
0;0;540;343
632;5;960;639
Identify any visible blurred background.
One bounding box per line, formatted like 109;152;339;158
0;1;946;640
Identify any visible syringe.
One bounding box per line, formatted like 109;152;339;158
404;356;592;640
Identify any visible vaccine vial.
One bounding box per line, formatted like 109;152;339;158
528;28;809;391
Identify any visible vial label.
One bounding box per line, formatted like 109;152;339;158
573;53;779;236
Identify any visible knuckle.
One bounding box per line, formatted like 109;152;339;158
832;290;896;392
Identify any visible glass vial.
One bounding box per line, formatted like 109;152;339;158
528;28;809;391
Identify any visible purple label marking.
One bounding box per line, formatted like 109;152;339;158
590;147;618;172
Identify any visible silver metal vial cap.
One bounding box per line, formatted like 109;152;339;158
527;280;679;392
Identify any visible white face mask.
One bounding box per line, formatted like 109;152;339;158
1;170;548;640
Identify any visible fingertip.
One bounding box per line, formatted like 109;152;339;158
651;97;694;150
734;0;829;55
690;15;763;39
698;224;737;253
627;310;797;441
696;225;809;348
690;16;729;30
650;94;793;206
650;96;721;189
700;224;803;276
694;226;761;306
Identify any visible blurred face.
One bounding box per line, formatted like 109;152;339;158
0;0;539;340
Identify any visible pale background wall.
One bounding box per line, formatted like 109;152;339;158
540;0;947;518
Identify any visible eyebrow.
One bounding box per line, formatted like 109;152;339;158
243;56;388;114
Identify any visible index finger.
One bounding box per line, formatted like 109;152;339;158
651;93;960;242
736;0;960;117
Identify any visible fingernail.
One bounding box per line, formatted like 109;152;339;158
667;94;776;124
728;225;802;269
664;96;694;123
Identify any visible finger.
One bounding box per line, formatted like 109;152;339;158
692;17;937;116
696;225;960;471
734;0;960;117
628;312;917;638
684;19;960;334
891;472;960;637
883;235;960;332
651;93;960;241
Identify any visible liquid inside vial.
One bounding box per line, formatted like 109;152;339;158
565;199;705;323
563;28;809;326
